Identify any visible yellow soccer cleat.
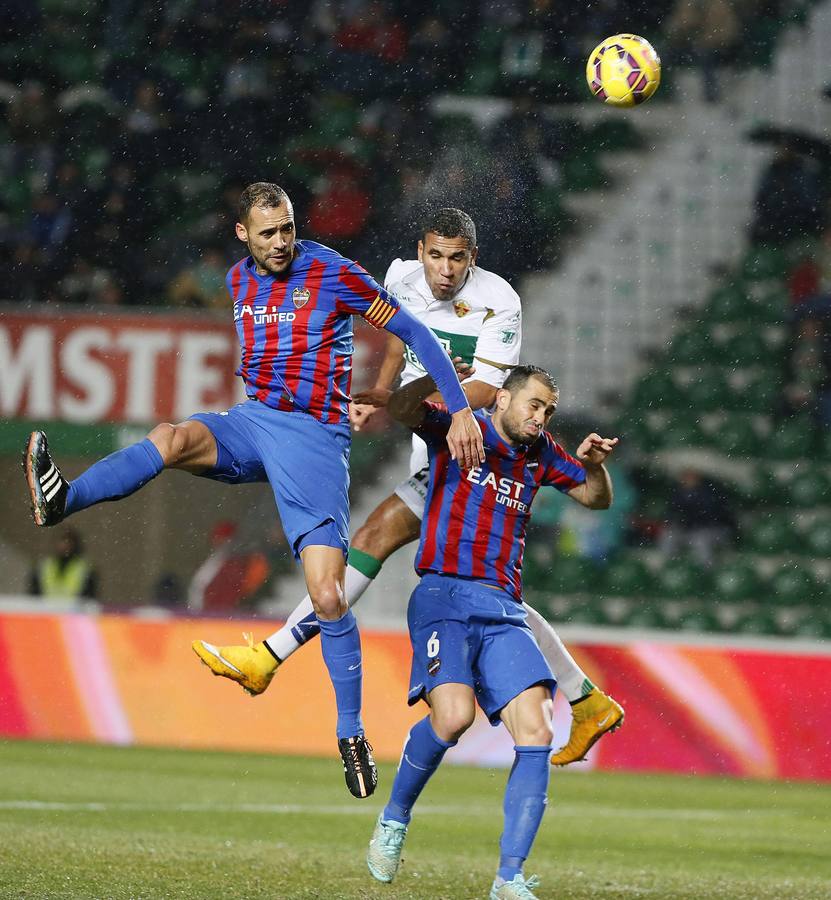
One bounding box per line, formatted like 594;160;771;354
550;688;624;766
191;632;279;696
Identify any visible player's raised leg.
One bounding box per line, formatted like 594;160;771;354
23;421;217;527
301;543;377;799
523;602;624;765
193;493;421;694
490;683;554;900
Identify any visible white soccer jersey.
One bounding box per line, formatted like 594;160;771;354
384;258;523;497
384;258;522;390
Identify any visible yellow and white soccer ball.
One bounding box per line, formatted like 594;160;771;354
586;34;661;107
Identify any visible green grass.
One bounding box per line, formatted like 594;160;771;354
0;742;829;899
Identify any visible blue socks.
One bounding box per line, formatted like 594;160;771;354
497;746;551;883
318;610;364;740
384;716;456;825
65;439;164;516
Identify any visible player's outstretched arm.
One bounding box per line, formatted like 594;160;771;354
349;333;405;431
384;306;483;468
567;434;618;509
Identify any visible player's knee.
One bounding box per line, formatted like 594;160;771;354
514;719;554;747
147;423;181;466
430;705;475;743
308;581;346;620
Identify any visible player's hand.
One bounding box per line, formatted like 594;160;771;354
349;400;383;431
575;433;619;468
451;356;476;382
350;388;393;413
447;407;485;469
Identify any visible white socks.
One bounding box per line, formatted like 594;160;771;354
265;564;374;661
523;602;591;702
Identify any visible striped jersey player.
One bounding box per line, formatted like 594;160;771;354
193;207;625;770
366;364;620;900
23;183;485;802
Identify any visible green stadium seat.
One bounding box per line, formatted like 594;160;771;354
735;609;778;636
744;512;798;554
668;328;719;366
713;560;762;602
706;284;752;323
737;466;779;505
806;518;831;557
633;370;679;410
768;565;820;606
661;414;706;449
676;607;720;633
586;119;643;152
787;470;830;508
711;415;758;457
624;601;662;629
741;245;788;282
767;418;815;460
681;369;727;412
603;555;652;597
561;155;607;191
725;369;782;415
721;331;770;368
654;558;709;599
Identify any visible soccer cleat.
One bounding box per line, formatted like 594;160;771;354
338;735;378;799
490;874;541;899
191;633;279;696
366;814;407;882
23;431;68;527
550;688;625;766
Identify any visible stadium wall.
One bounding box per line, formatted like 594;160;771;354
0;608;828;782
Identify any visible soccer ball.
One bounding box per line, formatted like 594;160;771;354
586;34;661;107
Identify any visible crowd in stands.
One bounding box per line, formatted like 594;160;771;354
5;0;771;306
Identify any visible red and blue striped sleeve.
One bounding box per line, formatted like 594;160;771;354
335;261;401;327
541;436;587;492
414;401;452;445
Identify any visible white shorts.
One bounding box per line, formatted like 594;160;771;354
393;435;429;519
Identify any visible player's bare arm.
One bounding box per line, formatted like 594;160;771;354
350;333;405;431
567;434;618;509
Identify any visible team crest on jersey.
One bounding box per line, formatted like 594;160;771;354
427;658;441;676
292;287;311;308
453;299;471;317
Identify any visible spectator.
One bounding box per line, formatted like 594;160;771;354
29;528;97;601
659;468;737;566
166;246;228;309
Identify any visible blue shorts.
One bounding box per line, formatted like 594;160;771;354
190;401;350;559
407;573;556;725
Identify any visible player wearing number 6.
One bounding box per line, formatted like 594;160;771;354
364;365;619;900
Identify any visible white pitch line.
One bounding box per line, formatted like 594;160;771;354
0;801;806;821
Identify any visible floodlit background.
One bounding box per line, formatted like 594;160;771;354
1;0;831;793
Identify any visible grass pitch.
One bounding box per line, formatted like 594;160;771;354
0;742;828;899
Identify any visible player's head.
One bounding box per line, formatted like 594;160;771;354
418;208;478;301
493;365;559;446
236;182;296;275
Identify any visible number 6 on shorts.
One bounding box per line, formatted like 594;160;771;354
427;630;440;658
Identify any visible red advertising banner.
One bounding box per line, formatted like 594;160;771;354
0;307;387;425
0;610;828;781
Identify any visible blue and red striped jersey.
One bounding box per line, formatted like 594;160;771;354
227;240;400;424
414;404;587;601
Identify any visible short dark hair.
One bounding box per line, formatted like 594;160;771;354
422;208;477;249
238;182;288;223
502;364;558;397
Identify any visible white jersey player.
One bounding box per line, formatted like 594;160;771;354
193;209;623;765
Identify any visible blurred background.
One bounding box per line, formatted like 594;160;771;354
1;0;830;777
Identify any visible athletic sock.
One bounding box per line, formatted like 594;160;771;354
523;601;593;702
383;716;456;826
497;746;551;883
264;549;382;661
64;439;164;516
317;610;364;740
